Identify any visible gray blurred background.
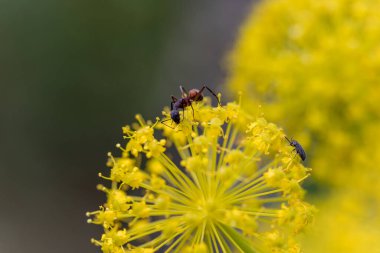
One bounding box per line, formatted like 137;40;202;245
0;0;254;252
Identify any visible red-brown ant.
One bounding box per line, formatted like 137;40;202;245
163;85;221;126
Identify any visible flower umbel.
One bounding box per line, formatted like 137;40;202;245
87;98;313;253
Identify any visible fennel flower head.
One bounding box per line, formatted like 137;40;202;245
87;96;314;253
226;0;380;188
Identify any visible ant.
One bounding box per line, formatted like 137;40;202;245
163;85;221;126
285;136;306;161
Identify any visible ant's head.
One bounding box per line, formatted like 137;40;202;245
171;110;181;124
189;89;203;101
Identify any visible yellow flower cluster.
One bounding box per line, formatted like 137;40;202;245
87;98;314;253
226;0;380;252
227;0;380;188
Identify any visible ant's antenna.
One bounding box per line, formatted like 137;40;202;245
160;118;175;129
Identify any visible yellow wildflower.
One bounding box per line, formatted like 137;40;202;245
87;98;314;252
226;0;380;188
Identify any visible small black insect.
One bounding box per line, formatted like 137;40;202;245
164;85;221;125
285;136;306;161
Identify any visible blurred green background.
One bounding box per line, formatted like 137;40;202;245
0;0;254;252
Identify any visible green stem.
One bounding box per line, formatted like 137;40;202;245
218;223;257;253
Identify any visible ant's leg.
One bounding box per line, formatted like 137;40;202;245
180;85;188;98
292;149;298;160
171;96;178;102
161;118;175;129
204;86;221;105
190;103;195;119
182;98;189;121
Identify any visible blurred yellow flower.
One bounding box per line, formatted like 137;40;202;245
226;0;380;252
87;98;314;253
301;188;380;253
226;0;380;188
